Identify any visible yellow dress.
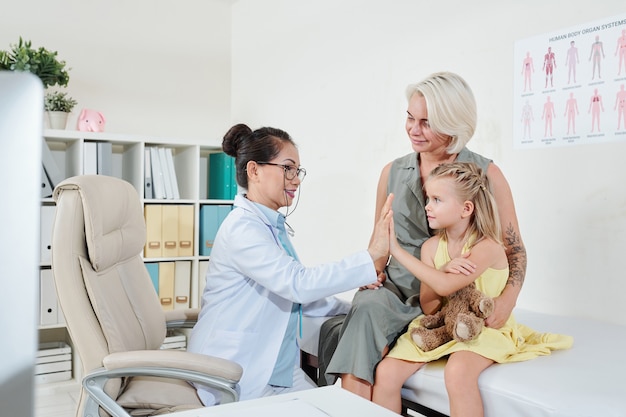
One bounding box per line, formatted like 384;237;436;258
388;238;573;363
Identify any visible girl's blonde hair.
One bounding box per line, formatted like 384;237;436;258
427;162;501;248
405;72;477;154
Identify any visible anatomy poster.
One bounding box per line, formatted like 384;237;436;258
513;13;626;149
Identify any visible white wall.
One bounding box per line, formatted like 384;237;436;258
230;0;626;325
0;0;233;143
3;1;624;326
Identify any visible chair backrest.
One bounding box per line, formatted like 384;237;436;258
52;175;166;416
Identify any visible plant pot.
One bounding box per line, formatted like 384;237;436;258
46;111;69;129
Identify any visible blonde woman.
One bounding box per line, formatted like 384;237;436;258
325;72;528;400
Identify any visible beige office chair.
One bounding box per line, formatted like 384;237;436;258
51;175;242;417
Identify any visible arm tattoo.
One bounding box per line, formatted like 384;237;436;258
504;223;527;288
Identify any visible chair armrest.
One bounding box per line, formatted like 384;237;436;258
103;349;242;382
83;350;242;417
165;308;199;329
83;367;240;417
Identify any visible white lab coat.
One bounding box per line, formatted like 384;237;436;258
188;195;377;402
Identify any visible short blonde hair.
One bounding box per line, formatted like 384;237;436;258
406;72;477;154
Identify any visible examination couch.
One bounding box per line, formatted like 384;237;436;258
299;309;626;417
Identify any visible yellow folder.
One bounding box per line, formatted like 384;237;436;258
161;204;179;258
144;204;162;258
178;205;194;257
174;260;191;310
158;262;175;311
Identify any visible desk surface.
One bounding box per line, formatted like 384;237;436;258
169;385;397;417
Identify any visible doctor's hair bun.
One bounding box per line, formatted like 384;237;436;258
222;123;252;157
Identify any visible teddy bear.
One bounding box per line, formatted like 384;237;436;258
411;282;494;352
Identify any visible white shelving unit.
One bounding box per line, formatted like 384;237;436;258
39;129;233;389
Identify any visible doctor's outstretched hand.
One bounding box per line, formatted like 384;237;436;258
367;193;394;264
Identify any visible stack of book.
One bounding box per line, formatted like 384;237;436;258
199;204;232;256
145;146;180;199
35;341;72;384
143;204;194;258
145;261;192;312
208;152;237;200
83;141;113;175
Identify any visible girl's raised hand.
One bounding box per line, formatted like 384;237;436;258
368;194;394;262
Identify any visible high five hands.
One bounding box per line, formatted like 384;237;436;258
364;194;394;290
368;193;394;262
363;193;477;291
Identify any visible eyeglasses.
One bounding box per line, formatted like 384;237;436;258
257;162;307;181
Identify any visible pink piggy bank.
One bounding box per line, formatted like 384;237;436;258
77;109;106;132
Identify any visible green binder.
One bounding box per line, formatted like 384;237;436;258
208;152;236;199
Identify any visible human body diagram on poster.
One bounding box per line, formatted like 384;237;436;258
514;14;626;149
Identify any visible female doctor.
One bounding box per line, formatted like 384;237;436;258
188;123;392;404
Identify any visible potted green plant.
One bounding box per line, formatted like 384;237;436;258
0;37;70;88
44;91;77;129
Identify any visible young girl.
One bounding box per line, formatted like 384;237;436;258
372;162;572;416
